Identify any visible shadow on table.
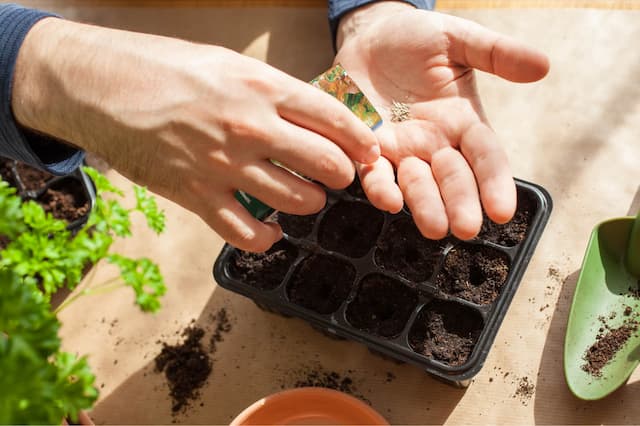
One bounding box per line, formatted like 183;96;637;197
91;286;466;424
533;270;640;425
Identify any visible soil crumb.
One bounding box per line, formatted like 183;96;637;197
284;366;371;405
209;308;232;352
155;324;211;414
155;309;233;416
514;376;535;404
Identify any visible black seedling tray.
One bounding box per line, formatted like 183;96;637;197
0;157;96;232
213;178;552;386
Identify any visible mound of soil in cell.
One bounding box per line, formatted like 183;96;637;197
375;217;444;283
229;239;298;290
436;245;510;305
346;274;418;337
16;161;53;191
409;301;483;366
287;254;355;314
318;200;384;258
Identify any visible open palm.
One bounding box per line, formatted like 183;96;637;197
335;10;549;240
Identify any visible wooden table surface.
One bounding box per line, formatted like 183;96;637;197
17;1;640;424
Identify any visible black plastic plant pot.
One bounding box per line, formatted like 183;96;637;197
213;178;552;386
0;157;96;232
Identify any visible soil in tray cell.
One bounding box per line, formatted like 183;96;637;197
346;274;419;338
318;200;384;258
435;245;510;305
287;254;355;314
228;239;298;290
274;211;318;239
477;187;536;247
16;162;54;191
345;176;366;199
409;300;483;366
38;178;90;222
374;217;444;283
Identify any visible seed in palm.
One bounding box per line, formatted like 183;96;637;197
390;101;411;123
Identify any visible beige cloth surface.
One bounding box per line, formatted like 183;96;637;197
20;2;640;424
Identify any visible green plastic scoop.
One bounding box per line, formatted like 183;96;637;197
564;210;640;400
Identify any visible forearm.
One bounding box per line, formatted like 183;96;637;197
13;18;208;161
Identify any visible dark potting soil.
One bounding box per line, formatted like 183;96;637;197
38;178;90;222
287;366;371;405
229;239;298;290
287;254;355;314
374;217;444;283
478;187;536;247
317;200;384;258
435;245;510;305
155;325;212;414
274;211;318;239
346;274;419;337
581;313;639;377
15;161;53;191
345;176;366;199
0;158;17;188
514;376;535;404
409;300;483;366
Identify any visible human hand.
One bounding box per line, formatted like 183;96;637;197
13;18;380;252
335;2;549;240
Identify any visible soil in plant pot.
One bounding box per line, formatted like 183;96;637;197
435;245;510;305
15;161;53;191
346;274;419;337
318;200;384;258
273;211;318;239
155;324;212;414
228;239;298;290
0;158;17;188
374;217;444;283
38;178;90;223
408;300;483;366
286;254;355;314
477;187;536;247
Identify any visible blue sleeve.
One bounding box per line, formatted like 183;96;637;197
328;0;435;50
0;4;84;175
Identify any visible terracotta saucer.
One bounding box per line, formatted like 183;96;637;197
230;387;389;425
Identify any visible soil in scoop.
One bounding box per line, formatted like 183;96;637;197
346;274;419;337
229;239;298;290
318;200;384;258
436;245;510;305
273;211;318;239
477;187;536;247
154;325;212;414
287;254;355;314
409;300;483;366
581;314;639;377
375;217;444;283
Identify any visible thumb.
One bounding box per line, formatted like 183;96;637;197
443;13;550;83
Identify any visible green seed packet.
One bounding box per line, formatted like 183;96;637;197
237;63;382;219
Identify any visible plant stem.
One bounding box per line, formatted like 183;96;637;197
54;276;124;314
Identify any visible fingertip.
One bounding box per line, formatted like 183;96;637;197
481;179;517;225
449;207;483;241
